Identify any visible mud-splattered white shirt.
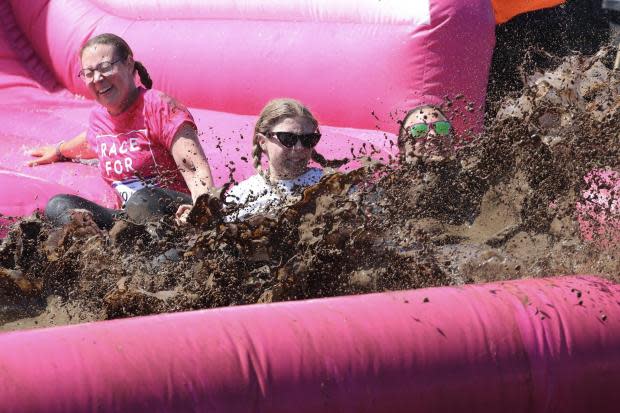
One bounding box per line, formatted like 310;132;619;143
224;168;323;221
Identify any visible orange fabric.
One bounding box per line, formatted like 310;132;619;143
492;0;565;24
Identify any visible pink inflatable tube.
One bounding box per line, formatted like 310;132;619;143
1;275;619;412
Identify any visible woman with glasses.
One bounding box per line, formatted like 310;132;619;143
397;105;454;163
27;33;214;229
185;98;340;223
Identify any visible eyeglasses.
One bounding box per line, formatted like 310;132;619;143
409;121;452;138
78;58;123;81
269;132;321;148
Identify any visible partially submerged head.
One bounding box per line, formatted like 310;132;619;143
253;98;323;181
398;105;453;162
78;33;152;115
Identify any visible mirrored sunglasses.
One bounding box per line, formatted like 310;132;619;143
409;121;452;138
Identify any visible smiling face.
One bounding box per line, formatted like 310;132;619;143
80;43;137;115
258;116;315;180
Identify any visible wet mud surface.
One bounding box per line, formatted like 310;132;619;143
1;48;619;331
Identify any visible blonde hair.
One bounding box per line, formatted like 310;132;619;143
252;98;347;178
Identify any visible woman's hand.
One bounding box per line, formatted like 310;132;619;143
174;191;223;227
175;204;192;225
27;145;63;167
26;131;96;167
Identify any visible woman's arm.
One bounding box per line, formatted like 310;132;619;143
171;123;214;202
171;124;215;225
27;131;97;166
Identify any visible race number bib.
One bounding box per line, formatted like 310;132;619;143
112;178;148;206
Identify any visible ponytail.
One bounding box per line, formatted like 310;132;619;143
134;61;152;89
252;138;267;178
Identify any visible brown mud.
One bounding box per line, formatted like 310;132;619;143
1;47;620;331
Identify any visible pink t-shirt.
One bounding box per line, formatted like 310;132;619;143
86;88;194;205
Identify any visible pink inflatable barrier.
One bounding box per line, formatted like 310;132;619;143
0;0;495;223
1;276;619;412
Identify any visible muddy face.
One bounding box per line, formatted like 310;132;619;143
400;107;455;163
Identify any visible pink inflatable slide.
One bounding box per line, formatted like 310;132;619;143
3;1;619;412
0;0;495;221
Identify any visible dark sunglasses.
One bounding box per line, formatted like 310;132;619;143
409;121;452;138
269;132;321;148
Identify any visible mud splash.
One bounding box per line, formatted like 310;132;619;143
2;47;619;331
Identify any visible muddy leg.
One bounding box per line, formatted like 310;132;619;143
45;194;119;229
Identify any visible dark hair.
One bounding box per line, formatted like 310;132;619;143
397;104;447;150
80;33;153;89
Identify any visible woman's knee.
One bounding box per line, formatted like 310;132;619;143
44;194;115;229
45;194;79;226
126;187;172;209
125;187;175;222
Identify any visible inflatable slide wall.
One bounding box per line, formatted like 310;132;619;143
0;0;495;220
